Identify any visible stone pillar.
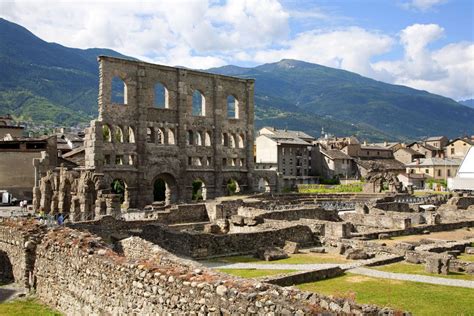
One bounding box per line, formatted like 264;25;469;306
105;194;122;219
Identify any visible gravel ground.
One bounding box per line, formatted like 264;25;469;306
348;267;474;289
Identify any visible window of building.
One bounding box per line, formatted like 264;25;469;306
227;95;239;119
104;155;111;165
447;169;451;177
222;158;227;166
451;148;455;154
425;169;429;174
115;155;123;165
111;76;128;104
192;90;206;116
154;82;169;108
437;170;441;177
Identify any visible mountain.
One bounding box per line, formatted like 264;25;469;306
207;60;474;141
1;18;473;141
459;99;474;109
0;18;133;126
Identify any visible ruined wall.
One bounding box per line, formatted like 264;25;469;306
0;220;45;288
340;212;411;230
31;228;394;315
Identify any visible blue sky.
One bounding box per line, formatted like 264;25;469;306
0;0;473;100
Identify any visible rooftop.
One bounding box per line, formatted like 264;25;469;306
406;157;462;167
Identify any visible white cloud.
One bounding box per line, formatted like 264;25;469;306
0;1;472;99
402;0;447;11
245;27;394;78
373;24;474;100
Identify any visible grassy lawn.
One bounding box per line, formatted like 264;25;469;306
210;253;351;265
458;254;474;262
298;183;363;194
0;299;60;316
372;262;474;281
217;269;296;278
297;273;474;316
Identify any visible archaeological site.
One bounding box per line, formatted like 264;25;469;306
1;57;474;315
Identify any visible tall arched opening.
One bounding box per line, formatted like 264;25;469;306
257;178;271;193
0;250;14;285
226;179;240;195
153;173;177;205
192;179;207;201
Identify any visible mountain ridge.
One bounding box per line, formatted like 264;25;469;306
1;18;473;141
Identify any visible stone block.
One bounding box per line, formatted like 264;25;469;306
230;215;244;226
309;247;326;254
203;223;221;234
378;233;391;240
345;249;372;260
465;247;474;254
283;241;299;254
255;247;289;261
425;256;450;275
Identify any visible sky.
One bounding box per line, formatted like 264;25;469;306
1;0;473;100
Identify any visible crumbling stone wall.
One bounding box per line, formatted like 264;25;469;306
0;220;45;288
31;227;397;315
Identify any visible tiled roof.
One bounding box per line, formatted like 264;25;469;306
320;148;352;160
356;158;406;170
406;158;462;167
260;127;315;141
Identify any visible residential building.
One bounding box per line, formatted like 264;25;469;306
407;142;445;158
256;127;317;189
0;136;57;200
448;146;474;190
424;136;449;150
312;145;355;179
406;158;461;180
0;114;24;139
393;147;425;165
445;138;473;159
397;173;427;189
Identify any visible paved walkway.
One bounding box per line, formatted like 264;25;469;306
204;258;474;289
347;267;474;289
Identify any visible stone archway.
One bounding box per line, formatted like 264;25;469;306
192;179;207;201
0;250;14;285
226;179;240;195
257;177;271;193
152;173;177;205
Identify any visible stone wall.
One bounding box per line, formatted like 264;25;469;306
31;227;397;315
263;267;344;287
122;203;209;224
340;212;411;230
0;220;45;288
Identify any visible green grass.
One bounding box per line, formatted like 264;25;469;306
372;262;474;281
0;298;61;316
210;253;351;265
297;183;363;194
458;254;474;263
297;273;474;316
217;269;296;278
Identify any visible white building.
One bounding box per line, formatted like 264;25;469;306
448;146;474;191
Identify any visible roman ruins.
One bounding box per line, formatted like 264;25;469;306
1;57;473;315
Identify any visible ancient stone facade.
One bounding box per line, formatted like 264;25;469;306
34;56;255;220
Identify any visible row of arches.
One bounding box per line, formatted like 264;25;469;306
187;130;212;146
147;127;176;145
110;77;240;119
222;132;245;148
103;125;135;143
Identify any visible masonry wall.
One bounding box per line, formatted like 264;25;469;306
32;228;395;315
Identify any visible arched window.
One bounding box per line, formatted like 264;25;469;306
154;82;169;108
227;95;239;119
128;127;135;143
157;128;165;145
222;133;229;147
187;130;194;145
111;76;127;104
114;126;124;143
146;127;155;143
229;134;236;148
195;132;202;146
167;128;175;145
102;125;112;142
204;132;211;146
237;134;244;148
192;90;206;116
